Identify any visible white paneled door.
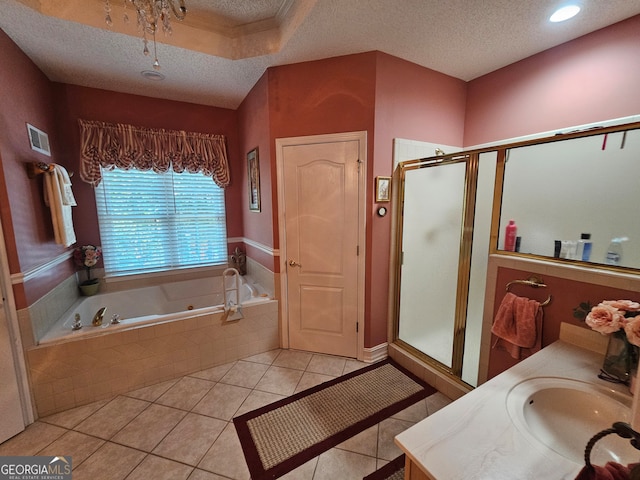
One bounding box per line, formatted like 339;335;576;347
278;133;366;358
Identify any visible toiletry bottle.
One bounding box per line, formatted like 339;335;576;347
504;220;517;252
605;237;628;265
576;233;592;261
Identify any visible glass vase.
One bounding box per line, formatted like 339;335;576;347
601;330;639;385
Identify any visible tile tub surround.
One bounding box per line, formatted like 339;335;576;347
1;349;453;480
26;300;278;418
394;331;630;479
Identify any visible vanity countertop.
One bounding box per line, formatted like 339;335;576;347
395;339;632;480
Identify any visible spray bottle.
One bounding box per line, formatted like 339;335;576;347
605;237;629;266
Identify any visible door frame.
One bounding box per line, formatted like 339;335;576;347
275;131;367;361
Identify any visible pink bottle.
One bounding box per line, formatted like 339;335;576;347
504;220;517;252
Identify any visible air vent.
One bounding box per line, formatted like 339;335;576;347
26;123;51;156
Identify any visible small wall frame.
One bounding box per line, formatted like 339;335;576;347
247;147;261;212
375;176;391;202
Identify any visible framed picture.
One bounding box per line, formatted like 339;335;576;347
247;147;261;212
375;176;391;202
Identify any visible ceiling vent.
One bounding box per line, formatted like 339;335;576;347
26;123;51;156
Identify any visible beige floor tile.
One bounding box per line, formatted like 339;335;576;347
198;423;250;480
241;349;282;365
73;396;150;440
376;458;390;469
219;360;269;388
40;399;110;429
233;390;286;418
294;372;335;394
126;454;194;480
255;366;304;395
342;359;368;375
192;383;252;420
377;417;414;461
273;350;313;370
279;457;318;480
306;354;347;377
155;376;215;411
0;422;67;456
189;362;236;382
152;413;226;466
111;404;186;451
38;430;105;468
335;424;378;457
188;469;231;480
391;399;428;423
124;378;179;402
313;448;377;480
71;442;146;480
426;392;453;415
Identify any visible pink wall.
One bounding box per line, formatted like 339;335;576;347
488;267;640;379
465;15;640;146
0;29;75;308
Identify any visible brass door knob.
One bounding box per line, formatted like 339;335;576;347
288;260;301;267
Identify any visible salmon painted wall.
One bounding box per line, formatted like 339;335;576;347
465;15;640;146
52;83;243;254
369;52;467;347
0;29;75;308
237;73;275;271
487;267;640;379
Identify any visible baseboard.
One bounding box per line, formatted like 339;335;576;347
362;343;388;363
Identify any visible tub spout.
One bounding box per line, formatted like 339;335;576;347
92;307;107;326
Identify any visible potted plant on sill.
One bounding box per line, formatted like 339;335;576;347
73;244;102;296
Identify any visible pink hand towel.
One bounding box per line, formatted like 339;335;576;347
491;292;542;359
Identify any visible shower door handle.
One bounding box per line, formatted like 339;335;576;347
288;260;302;268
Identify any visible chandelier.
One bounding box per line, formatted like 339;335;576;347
104;0;187;70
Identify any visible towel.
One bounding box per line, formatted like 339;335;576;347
43;164;76;247
491;292;542;359
574;462;635;480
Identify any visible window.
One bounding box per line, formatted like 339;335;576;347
95;168;227;276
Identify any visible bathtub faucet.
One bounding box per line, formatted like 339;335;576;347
92;307;107;326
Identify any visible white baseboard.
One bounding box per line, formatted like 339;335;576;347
362;342;388;363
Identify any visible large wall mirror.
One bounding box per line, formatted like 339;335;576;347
497;123;640;270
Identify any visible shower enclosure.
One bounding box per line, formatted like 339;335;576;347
393;148;497;386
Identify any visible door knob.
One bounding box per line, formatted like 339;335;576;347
288;260;301;268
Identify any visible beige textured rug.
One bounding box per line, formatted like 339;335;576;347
234;359;435;480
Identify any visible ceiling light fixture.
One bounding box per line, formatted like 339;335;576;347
104;0;187;70
549;5;581;22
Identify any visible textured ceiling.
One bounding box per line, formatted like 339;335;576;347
2;0;640;109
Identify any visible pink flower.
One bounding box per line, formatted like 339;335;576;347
585;303;626;334
602;300;640;312
624;316;640;347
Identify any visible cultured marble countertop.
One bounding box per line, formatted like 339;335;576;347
395;340;633;480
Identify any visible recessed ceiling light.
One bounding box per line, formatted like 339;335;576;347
550;5;581;22
141;70;165;81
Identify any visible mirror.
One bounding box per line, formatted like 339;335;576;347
498;125;640;269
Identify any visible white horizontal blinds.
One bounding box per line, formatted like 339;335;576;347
95;168;227;276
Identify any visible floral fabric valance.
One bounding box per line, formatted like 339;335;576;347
79;119;230;187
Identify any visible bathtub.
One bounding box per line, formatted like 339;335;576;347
38;273;272;345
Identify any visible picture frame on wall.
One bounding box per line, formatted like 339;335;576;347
375;176;391;202
247;147;261;212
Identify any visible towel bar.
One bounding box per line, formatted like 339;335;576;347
27;162;74;179
506;276;552;306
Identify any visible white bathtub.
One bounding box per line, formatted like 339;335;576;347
38;274;272;345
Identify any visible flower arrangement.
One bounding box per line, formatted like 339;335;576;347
577;300;640;346
73;245;102;285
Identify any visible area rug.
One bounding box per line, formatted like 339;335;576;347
363;454;405;480
233;358;435;480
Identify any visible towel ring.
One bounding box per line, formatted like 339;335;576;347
506;276;552;306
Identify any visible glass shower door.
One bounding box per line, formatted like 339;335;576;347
397;160;467;368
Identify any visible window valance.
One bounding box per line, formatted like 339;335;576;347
78;119;230;188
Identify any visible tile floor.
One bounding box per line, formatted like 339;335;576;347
0;349;452;480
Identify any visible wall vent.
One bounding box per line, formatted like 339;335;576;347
26;123;51;156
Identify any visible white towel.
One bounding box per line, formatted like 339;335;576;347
43;164;76;247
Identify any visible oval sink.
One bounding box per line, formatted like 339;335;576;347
506;377;636;465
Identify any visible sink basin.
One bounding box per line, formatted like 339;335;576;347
506;377;637;465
